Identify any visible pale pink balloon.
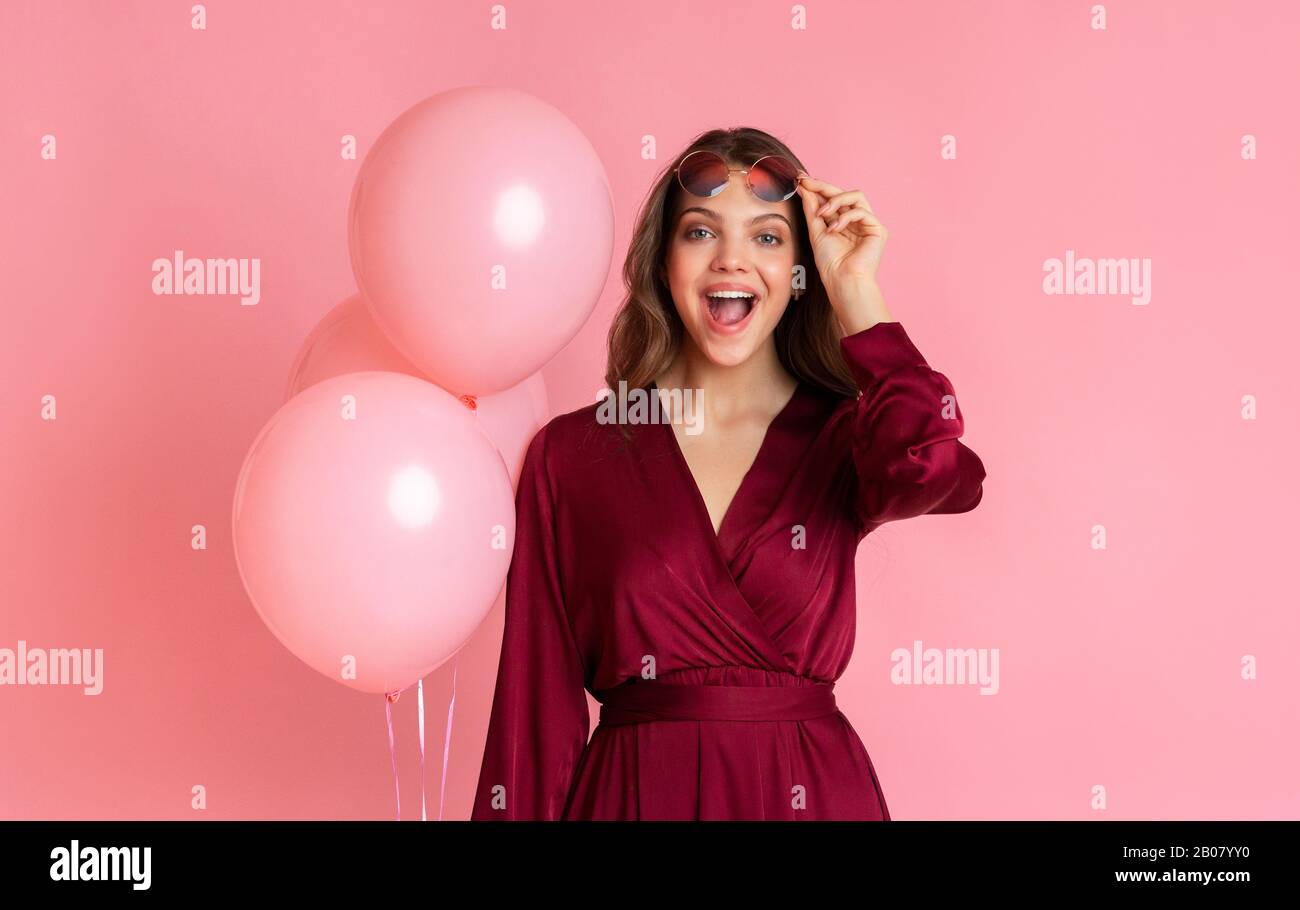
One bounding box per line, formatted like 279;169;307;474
348;85;614;397
284;293;549;486
232;371;516;695
472;372;549;486
283;294;423;401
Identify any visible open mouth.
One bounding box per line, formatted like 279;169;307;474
703;290;757;330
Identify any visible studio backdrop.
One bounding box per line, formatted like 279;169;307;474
1;0;1296;820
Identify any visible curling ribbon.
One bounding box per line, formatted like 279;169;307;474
383;661;459;820
438;656;459;820
384;689;402;820
417;678;427;821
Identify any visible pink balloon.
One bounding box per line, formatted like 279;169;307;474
284;293;550;486
348;85;614;396
283;294;423;402
232;371;516;694
472;372;549;487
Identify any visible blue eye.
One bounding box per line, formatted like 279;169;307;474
686;227;783;246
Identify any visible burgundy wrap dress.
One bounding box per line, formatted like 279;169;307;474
471;321;986;820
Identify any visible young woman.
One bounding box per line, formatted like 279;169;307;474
471;128;986;821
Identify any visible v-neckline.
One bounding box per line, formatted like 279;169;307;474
651;379;806;548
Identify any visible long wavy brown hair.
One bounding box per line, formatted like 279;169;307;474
604;127;860;409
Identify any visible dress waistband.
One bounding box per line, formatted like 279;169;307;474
594;681;838;726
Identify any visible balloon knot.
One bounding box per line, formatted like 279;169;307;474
458;394;478;411
385;690;401;703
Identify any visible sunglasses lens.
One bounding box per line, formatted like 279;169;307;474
677;151;728;197
749;156;801;202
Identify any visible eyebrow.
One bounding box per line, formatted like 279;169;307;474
678;206;793;230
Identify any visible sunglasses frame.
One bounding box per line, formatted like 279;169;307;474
673;150;808;203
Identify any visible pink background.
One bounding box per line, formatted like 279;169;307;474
2;0;1297;820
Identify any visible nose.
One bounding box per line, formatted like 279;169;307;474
710;238;753;273
710;220;755;273
707;175;756;272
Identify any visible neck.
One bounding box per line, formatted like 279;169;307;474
657;336;798;422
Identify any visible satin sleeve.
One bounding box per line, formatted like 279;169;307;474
470;423;590;821
838;321;987;536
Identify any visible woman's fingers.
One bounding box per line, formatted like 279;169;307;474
828;207;873;234
796;177;827;209
819;190;869;217
799;174;844;197
802;176;875;212
798;175;884;238
816;189;868;215
797;175;833;214
796;179;830;239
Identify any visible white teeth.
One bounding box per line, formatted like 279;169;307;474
705;291;755;299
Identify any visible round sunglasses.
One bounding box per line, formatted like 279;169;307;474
674;150;806;203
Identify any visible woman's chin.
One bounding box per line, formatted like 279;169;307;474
687;328;764;368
